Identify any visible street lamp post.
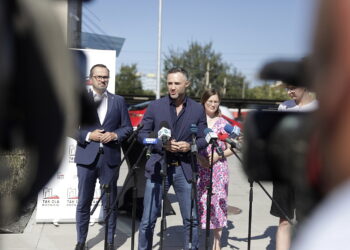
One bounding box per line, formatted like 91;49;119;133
156;0;163;99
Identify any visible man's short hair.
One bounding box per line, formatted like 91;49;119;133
167;67;188;80
89;64;110;78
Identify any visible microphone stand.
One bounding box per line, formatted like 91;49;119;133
189;138;199;250
229;148;293;250
91;127;143;215
130;147;147;250
90;133;139;250
106;145;148;250
160;142;168;250
205;144;215;250
102;184;111;250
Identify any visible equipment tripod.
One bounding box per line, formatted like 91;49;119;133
230;149;293;250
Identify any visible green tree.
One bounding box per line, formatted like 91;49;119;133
246;82;289;99
115;64;154;95
223;68;249;98
162;42;249;98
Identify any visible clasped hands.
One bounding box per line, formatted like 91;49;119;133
89;129;117;144
164;139;190;153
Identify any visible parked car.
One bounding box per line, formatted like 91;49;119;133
128;101;242;130
219;105;243;129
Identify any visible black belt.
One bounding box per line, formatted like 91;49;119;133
98;147;104;154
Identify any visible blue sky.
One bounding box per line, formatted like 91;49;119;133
83;0;316;87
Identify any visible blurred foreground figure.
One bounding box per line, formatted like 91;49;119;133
291;0;350;249
0;0;93;224
272;85;317;250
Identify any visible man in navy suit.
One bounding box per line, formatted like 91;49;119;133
74;64;132;250
137;67;208;250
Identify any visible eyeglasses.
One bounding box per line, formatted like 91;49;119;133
285;87;297;92
93;75;110;81
206;100;220;105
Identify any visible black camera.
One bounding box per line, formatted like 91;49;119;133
242;110;320;220
243;111;312;184
240;58;321;220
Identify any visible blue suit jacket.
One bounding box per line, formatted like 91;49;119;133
138;96;208;181
75;91;132;166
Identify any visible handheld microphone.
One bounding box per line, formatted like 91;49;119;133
190;124;198;153
224;124;241;139
127;123;144;143
218;132;242;151
143;132;158;159
204;128;224;157
158;121;171;144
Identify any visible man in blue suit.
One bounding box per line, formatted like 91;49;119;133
138;67;208;250
74;64;132;250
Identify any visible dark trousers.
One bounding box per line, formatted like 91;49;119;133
76;152;119;244
138;165;199;250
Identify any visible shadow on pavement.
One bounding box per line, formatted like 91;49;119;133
86;214;134;249
153;225;184;250
228;225;277;250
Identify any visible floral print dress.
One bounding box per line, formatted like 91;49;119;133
197;117;229;229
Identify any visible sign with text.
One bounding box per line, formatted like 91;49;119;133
36;49;116;223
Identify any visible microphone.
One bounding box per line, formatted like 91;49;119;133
158;121;171;144
204;128;224;157
190;124;198;153
127;123;144;143
218;132;242;151
224;124;241;139
143;132;158;159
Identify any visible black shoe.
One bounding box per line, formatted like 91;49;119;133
75;242;85;250
106;243;115;250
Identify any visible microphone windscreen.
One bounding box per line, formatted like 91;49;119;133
190;124;198;134
204;128;212;135
158;121;171;141
143;138;158;144
218;132;229;141
224;124;234;134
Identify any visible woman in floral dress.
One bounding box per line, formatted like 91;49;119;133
197;89;234;250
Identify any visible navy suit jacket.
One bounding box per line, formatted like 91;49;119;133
75;91;132;166
138;96;208;181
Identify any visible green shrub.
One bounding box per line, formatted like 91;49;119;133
0;149;27;196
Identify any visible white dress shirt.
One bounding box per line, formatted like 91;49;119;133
85;90;108;144
94;91;108;124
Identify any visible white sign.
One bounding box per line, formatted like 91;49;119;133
36;49;116;223
36;137;103;223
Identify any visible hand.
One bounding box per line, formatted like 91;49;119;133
164;139;180;152
100;132;117;144
89;129;105;142
164;140;190;153
176;141;190;153
208;152;222;164
236;135;244;143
